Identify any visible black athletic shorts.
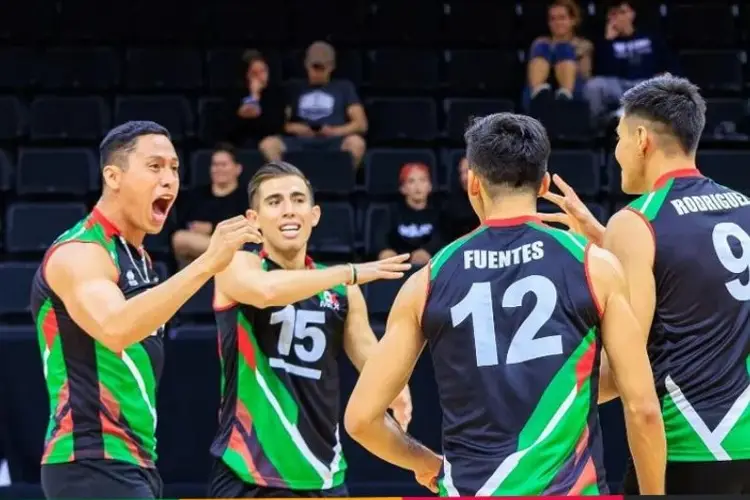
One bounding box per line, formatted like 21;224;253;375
208;459;349;498
622;457;750;494
41;459;163;499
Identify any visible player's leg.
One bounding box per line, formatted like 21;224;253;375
41;459;158;499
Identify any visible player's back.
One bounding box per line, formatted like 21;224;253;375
627;169;750;462
422;215;606;497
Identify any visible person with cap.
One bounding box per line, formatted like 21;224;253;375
376;162;443;266
264;41;368;169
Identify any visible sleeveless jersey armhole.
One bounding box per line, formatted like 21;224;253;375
41;239;121;287
583;243;604;319
624;206;657;247
419;261;432;328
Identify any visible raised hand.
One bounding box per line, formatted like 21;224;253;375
203;216;263;274
540;174;605;244
353;254;412;285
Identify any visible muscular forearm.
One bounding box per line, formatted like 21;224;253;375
624;403;666;494
346;414;434;472
102;256;213;350
250;265;352;308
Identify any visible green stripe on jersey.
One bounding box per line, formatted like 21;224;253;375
430;227;488;280
527;223;587;262
662;355;750;461
476;328;598;496
232;312;344;489
627;179;674;221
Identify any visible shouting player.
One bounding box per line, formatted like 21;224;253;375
30;121;261;500
344;113;666;496
542;75;750;494
209;161;413;498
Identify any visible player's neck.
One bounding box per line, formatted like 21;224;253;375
262;245;308;270
647;155;698;189
94;199;145;247
481;195;538;223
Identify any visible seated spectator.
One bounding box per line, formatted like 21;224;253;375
584;0;676;123
376;162;442;266
263;41;368;169
440;157;479;242
525;0;592;110
172;143;248;266
228;50;286;161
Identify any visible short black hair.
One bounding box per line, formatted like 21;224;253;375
464;113;551;193
621;75;706;154
213;142;238;163
242;49;265;65
247;161;314;208
99;121;170;170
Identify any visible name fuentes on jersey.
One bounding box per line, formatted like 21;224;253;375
464;241;545;270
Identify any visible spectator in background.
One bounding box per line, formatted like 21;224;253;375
584;0;676;123
377;163;441;266
525;0;592;110
262;41;368;169
440;157;479;242
228;50;286;161
171;143;247;266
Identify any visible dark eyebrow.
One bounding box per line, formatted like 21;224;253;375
263;193;283;203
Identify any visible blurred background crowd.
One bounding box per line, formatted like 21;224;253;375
1;0;750;497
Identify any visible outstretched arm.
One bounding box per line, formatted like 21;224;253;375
588;245;665;495
343;285;412;430
344;268;441;490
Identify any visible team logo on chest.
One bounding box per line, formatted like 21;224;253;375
319;290;340;311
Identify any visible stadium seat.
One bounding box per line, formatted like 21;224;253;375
283;151;355;196
445;50;522;93
366;98;438;143
0;263;37;315
0;149;11;192
207;2;287;44
308;202;355;255
283;50;363;86
0;0;55;42
534;100;594;141
697;151;750;195
678;50;744;93
115;96;193;142
30;96;109;141
367;50;439;90
444;2;518;46
16;148;97;195
38;47;120;90
287;0;367;45
666;4;737;49
364;203;390;256
366;0;442;45
703;98;749;140
365;149;437;196
57;0;124;42
0;96;27;140
179;280;214;318
197;97;231;145
4;202;87;253
125;48;203;91
0;48;37;90
190;148;264;187
547;150;602;198
444;98;515;143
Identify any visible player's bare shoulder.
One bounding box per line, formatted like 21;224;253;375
585;243;628;308
45;241;118;291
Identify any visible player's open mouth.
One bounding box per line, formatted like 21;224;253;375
151;196;173;223
280;223;301;238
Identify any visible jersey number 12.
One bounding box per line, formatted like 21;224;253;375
450;275;562;367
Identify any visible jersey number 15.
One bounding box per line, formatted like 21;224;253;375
450;275;561;367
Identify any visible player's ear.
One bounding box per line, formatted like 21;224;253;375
538;172;551;197
311;204;321;228
102;164;123;191
635;125;650;155
467;169;481;197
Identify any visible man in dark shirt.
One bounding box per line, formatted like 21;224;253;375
440;156;479;241
229;50;286;160
584;1;675;121
171;143;248;265
273;41;368;169
377;163;442;266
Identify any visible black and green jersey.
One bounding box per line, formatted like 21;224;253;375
211;249;349;490
627;168;750;462
29;208;164;468
422;215;606;496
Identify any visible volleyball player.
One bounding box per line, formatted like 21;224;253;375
542;75;750;494
345;113;665;496
31;121;261;499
